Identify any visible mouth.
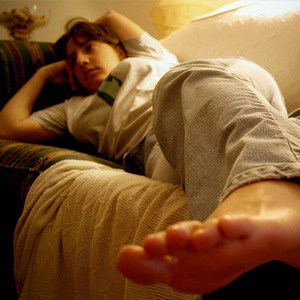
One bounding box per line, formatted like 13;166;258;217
85;68;98;79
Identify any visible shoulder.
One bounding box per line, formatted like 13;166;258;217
112;57;159;78
122;32;178;64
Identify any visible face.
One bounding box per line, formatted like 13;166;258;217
66;35;125;94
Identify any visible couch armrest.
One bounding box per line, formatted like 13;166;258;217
0;139;123;204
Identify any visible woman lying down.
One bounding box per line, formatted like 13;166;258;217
1;10;300;295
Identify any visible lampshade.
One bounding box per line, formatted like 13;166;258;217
151;0;235;38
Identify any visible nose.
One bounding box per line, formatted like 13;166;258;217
76;52;89;66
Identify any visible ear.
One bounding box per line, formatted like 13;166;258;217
116;44;127;60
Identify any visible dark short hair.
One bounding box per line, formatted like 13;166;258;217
55;18;121;60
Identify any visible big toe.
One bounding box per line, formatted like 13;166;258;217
117;245;174;285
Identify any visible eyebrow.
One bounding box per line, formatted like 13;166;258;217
66;39;90;64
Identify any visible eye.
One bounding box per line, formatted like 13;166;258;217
84;42;96;52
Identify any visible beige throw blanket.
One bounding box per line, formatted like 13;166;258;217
14;160;194;299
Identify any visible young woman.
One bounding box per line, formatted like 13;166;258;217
1;10;300;296
0;11;178;171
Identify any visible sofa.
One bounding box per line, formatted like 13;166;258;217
0;40;128;299
1;1;300;299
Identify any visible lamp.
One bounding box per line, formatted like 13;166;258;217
151;0;235;38
151;0;210;38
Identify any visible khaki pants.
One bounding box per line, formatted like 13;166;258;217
152;58;300;221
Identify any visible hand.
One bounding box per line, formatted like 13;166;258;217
39;60;78;91
94;10;144;41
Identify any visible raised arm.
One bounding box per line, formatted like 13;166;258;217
95;10;144;41
0;61;71;142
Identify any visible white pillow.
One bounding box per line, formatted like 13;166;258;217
162;1;300;113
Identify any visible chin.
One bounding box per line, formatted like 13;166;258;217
89;88;98;94
86;85;99;94
89;81;103;94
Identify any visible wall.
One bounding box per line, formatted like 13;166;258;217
151;0;236;38
0;0;238;42
0;0;157;42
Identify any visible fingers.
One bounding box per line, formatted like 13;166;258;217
66;64;78;91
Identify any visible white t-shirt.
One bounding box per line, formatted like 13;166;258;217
31;32;178;162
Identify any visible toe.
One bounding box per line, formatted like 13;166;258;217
218;215;255;239
117;245;174;285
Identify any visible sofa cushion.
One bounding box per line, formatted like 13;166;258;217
162;0;300;113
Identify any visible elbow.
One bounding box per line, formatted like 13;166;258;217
0;126;15;141
0;131;12;141
99;10;117;24
0;120;7;139
0;119;21;141
100;10;122;27
0;118;13;140
104;10;118;19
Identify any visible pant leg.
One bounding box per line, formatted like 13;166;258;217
153;58;300;221
143;130;180;184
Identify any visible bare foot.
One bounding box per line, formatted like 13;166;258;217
117;180;300;294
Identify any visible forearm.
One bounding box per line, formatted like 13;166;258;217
96;10;144;41
0;68;47;125
0;67;50;140
0;60;69;138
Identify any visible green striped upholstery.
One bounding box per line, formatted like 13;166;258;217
0;139;122;203
0;41;54;108
0;40;73;111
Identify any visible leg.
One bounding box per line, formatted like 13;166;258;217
143;129;180;184
117;59;300;293
153;58;298;221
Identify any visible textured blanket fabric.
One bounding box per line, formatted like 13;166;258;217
14;160;193;299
